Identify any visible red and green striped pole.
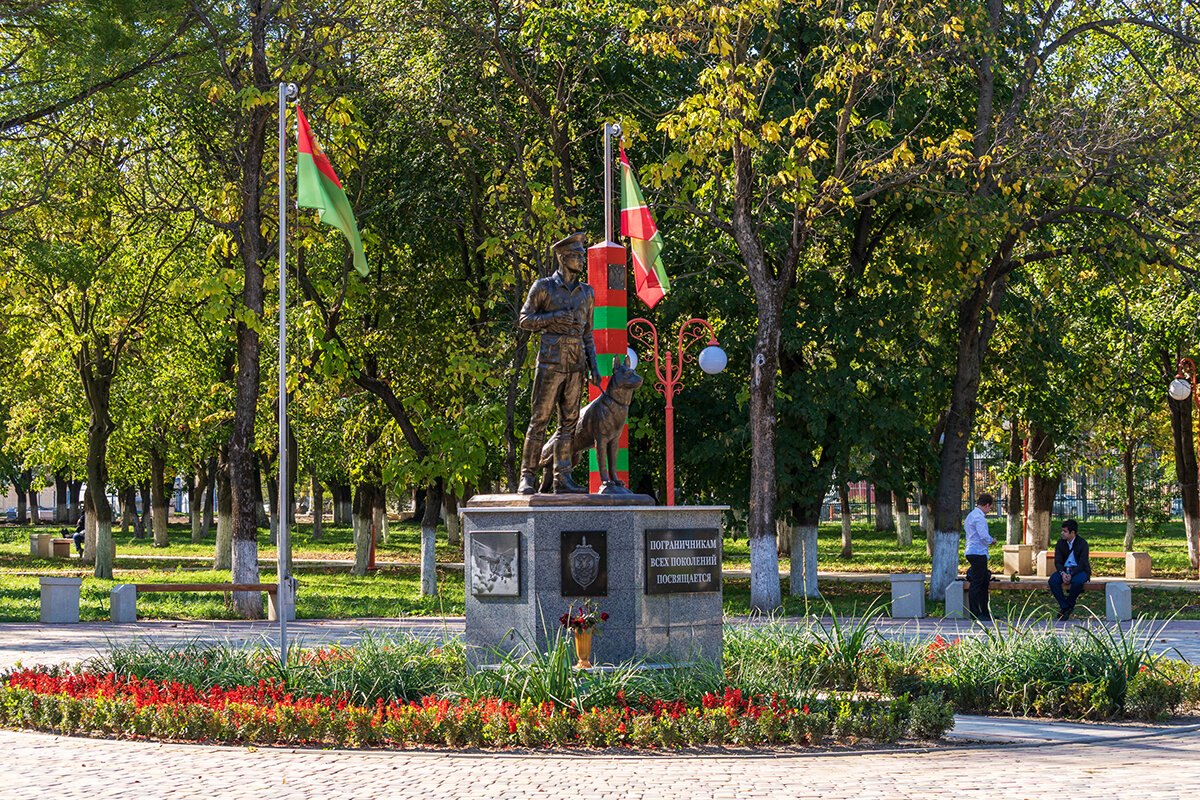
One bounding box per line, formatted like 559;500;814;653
588;122;629;492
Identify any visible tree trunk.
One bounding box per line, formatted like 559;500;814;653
214;447;233;571
201;457;216;540
894;490;912;546
1027;427;1057;552
190;463;208;543
150;449;169;548
310;472;323;541
266;469;278;546
330;480;350;525
1006;424;1023;544
54;472;68;524
1123;442;1136;551
13;481;27;524
225;0;272;621
138;480;151;539
788;502;821;599
874;495;894;531
68;479;83;524
420;479;442;596
776;517;791;557
745;298;783;613
839;482;852;557
410;485;427;523
28;482;41;525
372;488;385;555
443;490;460;548
119;486;132;535
1167;380;1200;570
931;276;1006;599
352;483;371;577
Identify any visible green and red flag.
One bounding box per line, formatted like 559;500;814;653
620;145;669;308
296;106;368;276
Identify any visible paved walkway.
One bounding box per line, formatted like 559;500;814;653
0;724;1198;799
2;616;1200;796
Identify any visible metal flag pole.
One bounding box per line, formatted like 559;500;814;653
277;81;298;666
603;122;622;245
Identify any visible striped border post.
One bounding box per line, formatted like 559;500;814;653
587;241;628;492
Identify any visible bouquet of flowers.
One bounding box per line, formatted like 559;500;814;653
559;599;609;634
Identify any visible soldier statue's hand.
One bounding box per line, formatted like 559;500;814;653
548;309;581;334
590;367;603;387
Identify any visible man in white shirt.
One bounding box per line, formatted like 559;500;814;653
963;493;996;621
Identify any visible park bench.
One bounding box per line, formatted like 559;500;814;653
943;577;1131;622
1035;550;1151;579
110;582;295;623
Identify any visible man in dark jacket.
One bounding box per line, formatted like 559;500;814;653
1048;519;1091;620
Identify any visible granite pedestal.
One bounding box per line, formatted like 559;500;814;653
462;495;727;668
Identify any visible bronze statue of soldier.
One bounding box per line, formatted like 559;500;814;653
518;232;602;494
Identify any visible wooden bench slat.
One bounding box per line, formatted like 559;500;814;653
132;583;278;593
957;580;1105;591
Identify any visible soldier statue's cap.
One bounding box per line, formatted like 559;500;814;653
552;232;588;255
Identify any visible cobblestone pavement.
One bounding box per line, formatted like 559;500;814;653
0;726;1197;799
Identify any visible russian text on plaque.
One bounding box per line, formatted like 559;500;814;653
643;528;721;594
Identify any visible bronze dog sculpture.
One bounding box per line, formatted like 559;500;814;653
539;357;643;494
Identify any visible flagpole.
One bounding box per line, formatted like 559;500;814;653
277;81;297;666
604;122;622;245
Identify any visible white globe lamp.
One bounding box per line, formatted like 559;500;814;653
1170;378;1192;402
698;344;727;375
625;347;638;371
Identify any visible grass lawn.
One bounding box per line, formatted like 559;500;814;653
1;516;1197;622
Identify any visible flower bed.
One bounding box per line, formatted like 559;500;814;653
0;668;952;749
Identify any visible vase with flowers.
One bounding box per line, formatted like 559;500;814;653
559;599;609;669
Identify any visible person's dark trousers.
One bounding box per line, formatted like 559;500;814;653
966;554;991;620
1049;570;1089;612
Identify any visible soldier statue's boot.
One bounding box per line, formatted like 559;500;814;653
517;436;544;495
552;436;588;494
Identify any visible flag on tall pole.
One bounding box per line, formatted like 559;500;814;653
296;106;368;276
619;145;669;308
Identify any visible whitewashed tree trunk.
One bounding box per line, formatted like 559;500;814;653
1185;513;1200;570
776;517;791;556
352;486;370;577
420;522;438;596
929;531;959;601
94;518;113;578
214;509;232;570
443;492;461;548
1006;505;1022;545
894;492;912;547
1124;517;1136;551
875;499;894;531
231;538;261;614
789;523;820;599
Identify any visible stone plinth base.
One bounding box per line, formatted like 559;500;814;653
462;499;726;668
39;576;81;623
1003;544;1033;577
889;573;925;618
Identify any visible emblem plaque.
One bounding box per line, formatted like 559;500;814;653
561;530;607;596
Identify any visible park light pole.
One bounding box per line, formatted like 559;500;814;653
627;317;727;505
1169;359;1200;529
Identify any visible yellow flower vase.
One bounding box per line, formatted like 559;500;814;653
573;629;593;670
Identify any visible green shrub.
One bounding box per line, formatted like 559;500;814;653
909;693;955;740
1126;670;1185;721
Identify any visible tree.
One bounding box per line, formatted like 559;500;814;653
638;0;973;610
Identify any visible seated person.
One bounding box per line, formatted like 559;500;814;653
1048;519;1090;620
72;512;85;555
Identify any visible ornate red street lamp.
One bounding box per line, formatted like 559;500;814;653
627;317;727;505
